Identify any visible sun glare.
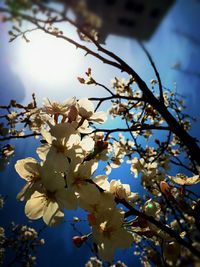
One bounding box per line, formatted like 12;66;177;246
16;29;81;88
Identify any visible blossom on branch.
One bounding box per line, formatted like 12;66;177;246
91;208;133;262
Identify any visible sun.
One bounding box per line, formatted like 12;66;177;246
15;28;82;89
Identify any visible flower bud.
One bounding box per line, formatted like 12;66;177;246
72;236;83;247
72;235;88;247
73;217;79;223
160;181;170;195
39;238;45;245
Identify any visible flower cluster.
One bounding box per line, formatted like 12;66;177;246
0;220;44;267
14;97;138;262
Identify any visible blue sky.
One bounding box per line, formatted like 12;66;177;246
0;0;200;266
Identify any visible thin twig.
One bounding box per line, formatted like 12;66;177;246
122;199;200;259
138;41;164;104
0;133;40;141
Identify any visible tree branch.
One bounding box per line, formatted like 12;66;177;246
121;199;200;260
138;41;164;104
0;133;40;142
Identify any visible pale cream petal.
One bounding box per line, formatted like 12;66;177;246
56;188;78;210
78;183;101;205
90;111;107;124
17;183;32;201
66;146;84;162
109;180;118;192
188;175;200;185
50;122;77;139
78;125;94;134
44;147;70;173
78;98;94;118
91;209;131;262
36;144;50;161
25;192;45;220
77;120;94;134
41;129;53;144
43;201;64;226
42;97;50;107
93;175;110;191
80;136;95;152
104;165;112;175
113;228;133;248
128;192;139;201
130;166;138;177
79;192;115;213
110;209;124;226
40;163;66;192
95;192;115;212
17;181;42;201
63;97;76;107
15;158;40;181
123;184;131;192
78;160;98;179
63;133;81;147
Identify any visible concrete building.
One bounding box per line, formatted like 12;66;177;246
73;0;175;43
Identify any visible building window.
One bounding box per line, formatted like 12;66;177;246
125;1;145;14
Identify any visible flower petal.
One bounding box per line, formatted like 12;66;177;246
43;201;64;226
25;191;45;220
15;158;40;181
56;188;78;210
78;98;94;118
90;111;107;124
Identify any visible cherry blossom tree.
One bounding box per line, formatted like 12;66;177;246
0;1;200;266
